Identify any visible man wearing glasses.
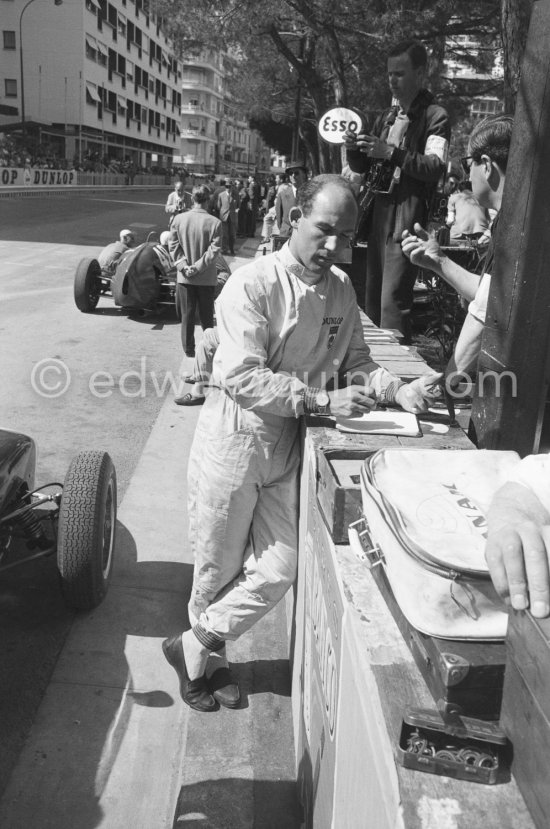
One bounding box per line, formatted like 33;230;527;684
401;114;513;382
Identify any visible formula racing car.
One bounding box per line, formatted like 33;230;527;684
74;234;178;316
74;236;232;318
0;428;117;610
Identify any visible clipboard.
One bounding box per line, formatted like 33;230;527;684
335;410;421;436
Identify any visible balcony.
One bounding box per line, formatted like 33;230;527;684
181;102;207;112
180;128;215;141
181;79;224;98
183;50;222;71
181;103;221;120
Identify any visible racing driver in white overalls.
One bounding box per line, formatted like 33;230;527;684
162;174;442;712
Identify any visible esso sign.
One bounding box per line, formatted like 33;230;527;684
318;107;363;145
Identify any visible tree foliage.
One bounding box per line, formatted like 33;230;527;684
156;0;532;172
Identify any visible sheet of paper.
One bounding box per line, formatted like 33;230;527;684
335;410;421;436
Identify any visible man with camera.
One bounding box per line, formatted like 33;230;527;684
165;180;191;228
344;39;450;344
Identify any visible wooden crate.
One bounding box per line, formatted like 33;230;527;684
501;611;550;829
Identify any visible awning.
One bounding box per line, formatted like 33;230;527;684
86;82;101;103
117;95;127;110
96;40;108;56
85;33;97;49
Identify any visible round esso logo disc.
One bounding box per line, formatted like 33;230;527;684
318;108;363;144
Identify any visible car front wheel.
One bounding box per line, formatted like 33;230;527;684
57;450;117;610
74;257;102;312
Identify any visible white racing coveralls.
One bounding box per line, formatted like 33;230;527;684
187;243;403;645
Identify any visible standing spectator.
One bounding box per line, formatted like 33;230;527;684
275;160;308;238
344;39;450;343
169;185;222;365
165;181;191;228
237;179;249;237
264;175;277;212
217;178;238;255
246;173;262;237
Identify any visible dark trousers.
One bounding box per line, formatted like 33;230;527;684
237;206;248;236
221;218;236;254
177;283;216;355
365;204;418;344
246;205;259;237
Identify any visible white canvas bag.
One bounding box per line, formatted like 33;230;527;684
355;448;521;640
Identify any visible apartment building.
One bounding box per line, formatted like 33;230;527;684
0;0;181;168
177;47;271;176
445;30;504;120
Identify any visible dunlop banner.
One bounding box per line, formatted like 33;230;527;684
0;168;77;187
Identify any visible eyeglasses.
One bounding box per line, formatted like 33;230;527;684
460;156;474;176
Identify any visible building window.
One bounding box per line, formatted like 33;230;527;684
96;40;108;66
5;78;17;97
3;30;16;49
85;33;98;60
86;81;101;105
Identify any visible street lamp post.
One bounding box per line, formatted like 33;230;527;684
19;0;63;142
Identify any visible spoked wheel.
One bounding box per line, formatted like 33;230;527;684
57;450;117;610
74;257;102;312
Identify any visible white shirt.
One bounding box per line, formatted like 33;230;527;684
212;243;398;418
469;272;491;324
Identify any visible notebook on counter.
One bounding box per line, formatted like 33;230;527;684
335;410;421;436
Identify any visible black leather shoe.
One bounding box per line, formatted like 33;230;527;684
207;667;241;709
162;636;217;712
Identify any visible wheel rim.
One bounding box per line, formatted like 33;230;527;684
101;480;115;578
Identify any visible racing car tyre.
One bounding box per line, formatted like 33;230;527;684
57;450;117;610
74;257;102;312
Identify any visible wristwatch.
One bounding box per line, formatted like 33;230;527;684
316;390;331;415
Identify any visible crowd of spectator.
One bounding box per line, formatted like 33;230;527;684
0;135;190;180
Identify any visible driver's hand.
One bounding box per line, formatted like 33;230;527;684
394;372;444;413
328;385;377;417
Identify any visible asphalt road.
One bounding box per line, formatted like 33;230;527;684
0;188;188;799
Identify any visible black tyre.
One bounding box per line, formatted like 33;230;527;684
74;257;102;312
57;450;117;610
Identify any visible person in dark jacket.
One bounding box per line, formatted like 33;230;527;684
344;40;450;343
237;180;249;237
168;185;221;361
